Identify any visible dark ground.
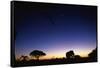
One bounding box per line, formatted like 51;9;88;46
13;57;97;67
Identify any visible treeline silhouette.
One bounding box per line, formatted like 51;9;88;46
14;48;97;67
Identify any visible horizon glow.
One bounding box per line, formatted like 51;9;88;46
14;3;97;59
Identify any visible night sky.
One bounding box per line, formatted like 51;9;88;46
14;1;97;59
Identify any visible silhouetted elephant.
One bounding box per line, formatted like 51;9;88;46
66;50;75;59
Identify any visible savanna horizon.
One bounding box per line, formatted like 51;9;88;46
16;47;96;60
13;1;97;67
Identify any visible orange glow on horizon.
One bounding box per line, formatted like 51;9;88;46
16;49;92;60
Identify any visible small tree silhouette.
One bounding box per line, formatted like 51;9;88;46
19;55;29;61
66;50;75;59
29;50;46;60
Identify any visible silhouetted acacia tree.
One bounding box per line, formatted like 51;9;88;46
29;50;46;60
66;50;75;59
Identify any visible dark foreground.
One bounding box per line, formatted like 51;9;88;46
13;57;97;67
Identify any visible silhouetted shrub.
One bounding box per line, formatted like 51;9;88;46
88;48;97;61
19;55;29;61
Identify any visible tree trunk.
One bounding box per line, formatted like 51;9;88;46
36;56;39;61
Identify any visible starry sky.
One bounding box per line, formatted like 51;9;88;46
14;1;97;59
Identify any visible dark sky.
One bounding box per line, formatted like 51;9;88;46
14;1;97;59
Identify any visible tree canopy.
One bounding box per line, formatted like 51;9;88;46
88;48;97;59
66;50;75;59
29;50;46;60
